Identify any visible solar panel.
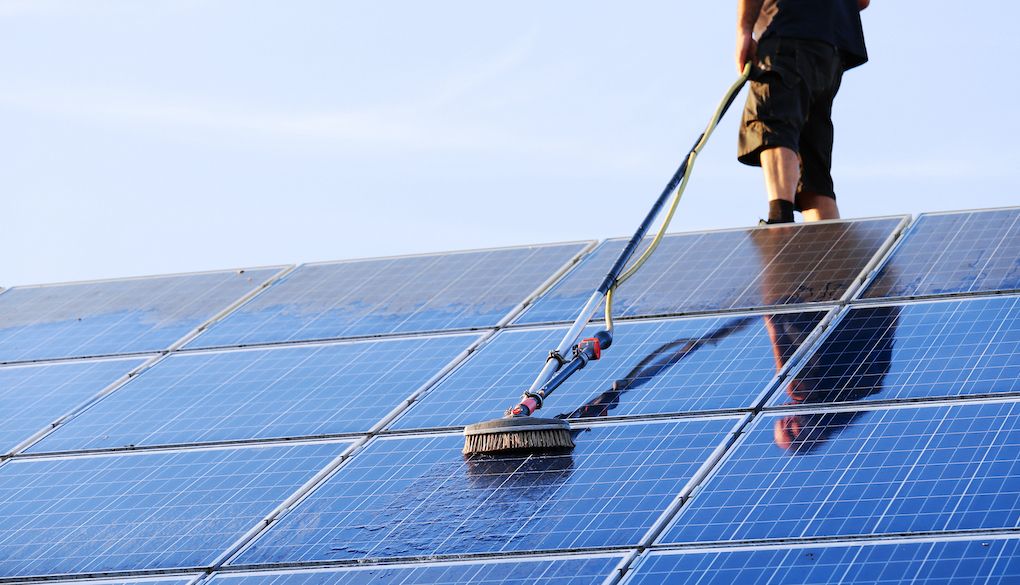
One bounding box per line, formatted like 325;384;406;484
769;295;1020;409
863;208;1020;300
0;357;145;455
211;555;623;585
231;417;740;565
28;334;480;454
516;218;903;325
0;268;284;364
624;538;1020;585
0;441;347;578
660;401;1020;545
188;243;590;349
391;311;828;430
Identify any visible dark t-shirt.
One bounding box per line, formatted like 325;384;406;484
755;0;868;70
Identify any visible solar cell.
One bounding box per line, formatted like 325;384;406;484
0;441;347;578
0;357;145;454
391;311;827;430
624;538;1020;585
232;417;740;565
661;401;1020;544
0;268;283;364
769;295;1020;409
30;333;479;453
188;243;590;349
210;555;623;585
863;208;1020;300
516;218;903;325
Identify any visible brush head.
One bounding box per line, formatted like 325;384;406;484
462;416;575;456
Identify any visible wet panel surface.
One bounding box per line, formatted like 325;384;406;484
392;312;826;430
212;556;622;584
864;208;1020;299
0;268;282;363
30;334;479;453
189;243;589;348
662;401;1020;544
233;418;738;564
516;218;901;325
770;296;1020;408
0;357;145;454
624;539;1020;585
0;442;346;578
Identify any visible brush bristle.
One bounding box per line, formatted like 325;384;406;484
463;428;574;456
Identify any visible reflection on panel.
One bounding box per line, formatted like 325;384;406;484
625;539;1020;585
393;312;826;430
31;334;478;453
0;268;282;363
0;357;145;454
864;208;1020;299
662;401;1020;544
234;418;738;565
189;243;588;348
0;442;346;578
517;218;901;325
771;296;1020;408
213;556;622;585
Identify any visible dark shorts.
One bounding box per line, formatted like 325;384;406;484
738;37;844;205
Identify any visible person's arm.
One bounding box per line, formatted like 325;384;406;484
859;0;870;9
736;0;765;73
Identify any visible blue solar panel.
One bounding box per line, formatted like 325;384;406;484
770;296;1020;409
29;334;479;453
188;244;589;349
0;268;283;364
516;219;902;325
232;417;739;565
864;208;1020;300
624;539;1020;585
0;442;346;578
391;311;827;430
0;357;145;454
661;401;1020;544
212;556;622;585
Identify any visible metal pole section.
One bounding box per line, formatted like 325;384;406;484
597;139;697;294
525;290;604;394
524;145;696;396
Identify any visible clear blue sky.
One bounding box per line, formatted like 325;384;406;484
2;1;1015;287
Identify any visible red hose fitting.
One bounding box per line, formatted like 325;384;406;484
508;393;543;417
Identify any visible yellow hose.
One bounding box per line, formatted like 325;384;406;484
604;63;751;332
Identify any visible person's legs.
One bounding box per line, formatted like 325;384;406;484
760;146;841;222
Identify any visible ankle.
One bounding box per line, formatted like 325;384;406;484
768;199;795;223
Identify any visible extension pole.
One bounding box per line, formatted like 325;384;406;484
521;64;752;404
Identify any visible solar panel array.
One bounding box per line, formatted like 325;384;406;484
1;208;1018;584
